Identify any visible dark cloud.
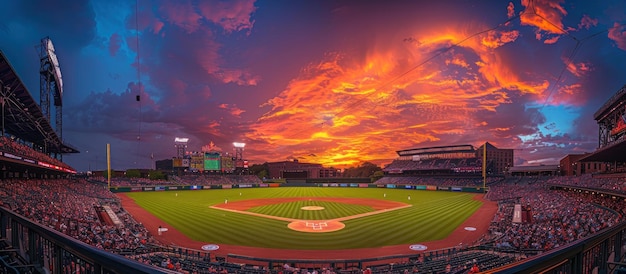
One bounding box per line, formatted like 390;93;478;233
12;0;97;50
476;95;545;140
197;0;257;34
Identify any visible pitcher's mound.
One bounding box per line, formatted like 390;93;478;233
301;206;325;210
288;220;345;233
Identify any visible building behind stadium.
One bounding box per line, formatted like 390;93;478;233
383;142;513;175
267;159;341;179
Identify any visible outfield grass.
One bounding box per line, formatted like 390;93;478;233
125;188;482;250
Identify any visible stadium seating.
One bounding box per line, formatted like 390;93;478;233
0;136;72;170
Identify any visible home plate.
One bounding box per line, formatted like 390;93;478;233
464;227;477;231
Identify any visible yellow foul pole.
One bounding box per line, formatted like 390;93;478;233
482;142;487;193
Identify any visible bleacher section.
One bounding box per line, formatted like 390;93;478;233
0;136;73;171
384;158;482;174
105;174;262;187
375;176;502;187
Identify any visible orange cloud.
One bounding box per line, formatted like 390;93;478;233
216;69;260;86
564;58;592;77
446;54;470;68
219;103;246;117
543;36;560;44
248;20;564;168
481;30;520;48
520;0;567;35
507;2;515;18
202;120;224;137
548;83;585;106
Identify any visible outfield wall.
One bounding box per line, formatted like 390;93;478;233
109;183;487;193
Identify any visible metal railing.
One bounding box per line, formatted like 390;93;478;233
0;207;176;274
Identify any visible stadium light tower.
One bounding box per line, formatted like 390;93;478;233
174;137;189;158
39;37;64;154
233;142;245;161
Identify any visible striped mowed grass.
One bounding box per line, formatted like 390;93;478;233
125;187;483;250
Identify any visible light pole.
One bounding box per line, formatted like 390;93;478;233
233;142;246;175
86;150;90;174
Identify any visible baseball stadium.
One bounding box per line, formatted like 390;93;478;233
1;43;626;274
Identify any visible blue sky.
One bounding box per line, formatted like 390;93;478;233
1;0;626;172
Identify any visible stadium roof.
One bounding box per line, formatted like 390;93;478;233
593;84;626;121
397;144;475;156
508;165;559;173
0;50;78;154
476;142;505;151
578;138;626;163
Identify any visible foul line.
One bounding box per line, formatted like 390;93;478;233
209;203;412;223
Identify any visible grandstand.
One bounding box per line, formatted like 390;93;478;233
580;84;626;169
0;50;77;177
383;142;513;176
1;46;626;274
384;144;481;175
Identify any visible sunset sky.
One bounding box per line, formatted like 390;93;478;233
1;0;626;172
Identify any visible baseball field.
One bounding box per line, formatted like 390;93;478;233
123;187;485;250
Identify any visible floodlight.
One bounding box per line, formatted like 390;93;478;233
46;39;63;96
233;142;246;148
174;137;189;143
